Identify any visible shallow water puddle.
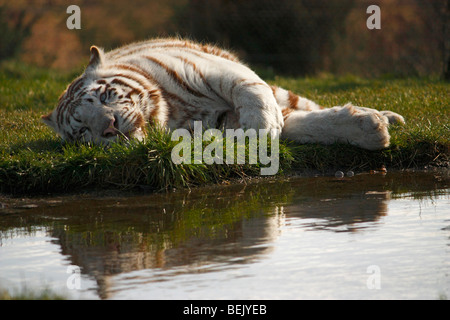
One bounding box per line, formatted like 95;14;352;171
0;170;449;299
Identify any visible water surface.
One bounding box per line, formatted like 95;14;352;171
0;170;449;299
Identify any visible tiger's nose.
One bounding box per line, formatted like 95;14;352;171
102;119;117;137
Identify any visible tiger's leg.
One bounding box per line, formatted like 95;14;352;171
215;69;283;131
271;85;323;112
271;86;404;150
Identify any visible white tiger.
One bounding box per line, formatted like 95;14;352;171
41;38;404;150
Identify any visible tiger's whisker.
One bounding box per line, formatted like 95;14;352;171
116;129;130;141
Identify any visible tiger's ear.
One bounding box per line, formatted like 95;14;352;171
86;45;104;71
41;111;58;132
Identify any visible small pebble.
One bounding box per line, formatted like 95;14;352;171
335;171;344;178
346;171;354;177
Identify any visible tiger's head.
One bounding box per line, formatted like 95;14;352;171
41;46;147;145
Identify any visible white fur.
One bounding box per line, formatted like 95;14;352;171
282;104;397;150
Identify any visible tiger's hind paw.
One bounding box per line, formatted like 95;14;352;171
379;110;405;125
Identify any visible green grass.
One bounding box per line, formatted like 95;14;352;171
0;286;66;300
0;62;448;195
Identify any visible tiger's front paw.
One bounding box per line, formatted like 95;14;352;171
239;106;284;133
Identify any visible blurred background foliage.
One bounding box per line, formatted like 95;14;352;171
0;0;448;78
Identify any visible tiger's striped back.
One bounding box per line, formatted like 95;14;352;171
107;38;241;63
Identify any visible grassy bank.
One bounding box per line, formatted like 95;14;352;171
0;61;448;195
